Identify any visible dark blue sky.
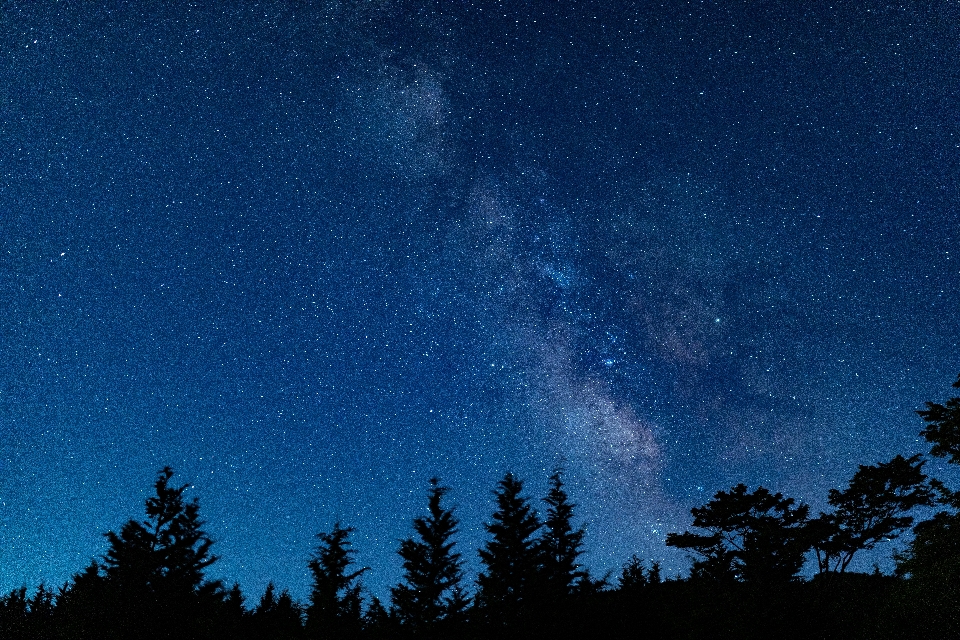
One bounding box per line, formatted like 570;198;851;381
2;1;958;601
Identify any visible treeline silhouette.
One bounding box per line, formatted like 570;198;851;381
5;375;960;639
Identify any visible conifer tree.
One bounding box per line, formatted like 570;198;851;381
26;585;55;638
253;583;304;639
476;473;541;619
537;470;587;598
214;582;248;640
255;582;278;612
363;597;394;639
647;560;662;585
391;478;469;632
225;582;245;613
306;522;366;639
101;466;218;638
617;555;660;591
54;561;112;640
0;587;28;640
618;555;646;591
103;467;216;590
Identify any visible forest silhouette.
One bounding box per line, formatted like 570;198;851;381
4;374;960;639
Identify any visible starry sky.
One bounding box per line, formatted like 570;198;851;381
2;1;959;601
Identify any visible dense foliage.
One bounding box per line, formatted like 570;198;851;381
390;478;469;634
5;374;960;638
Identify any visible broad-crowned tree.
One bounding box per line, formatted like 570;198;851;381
810;454;933;573
666;484;810;584
918;374;960;465
894;375;960;632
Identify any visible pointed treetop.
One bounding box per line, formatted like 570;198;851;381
391;477;467;630
539;468;588;597
306;521;367;638
476;473;542;614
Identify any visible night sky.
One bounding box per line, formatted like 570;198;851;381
2;1;959;602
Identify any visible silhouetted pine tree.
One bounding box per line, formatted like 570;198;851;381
26;585;55;638
391;478;469;634
100;466;218;639
618;555;645;591
363;597;394;639
53;561;113;639
617;555;660;592
305;522;366;639
476;473;541;622
252;583;303;640
0;584;61;640
213;582;249;640
537;470;587;598
0;587;28;640
650;562;662;584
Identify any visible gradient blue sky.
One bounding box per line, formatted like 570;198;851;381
2;1;958;601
